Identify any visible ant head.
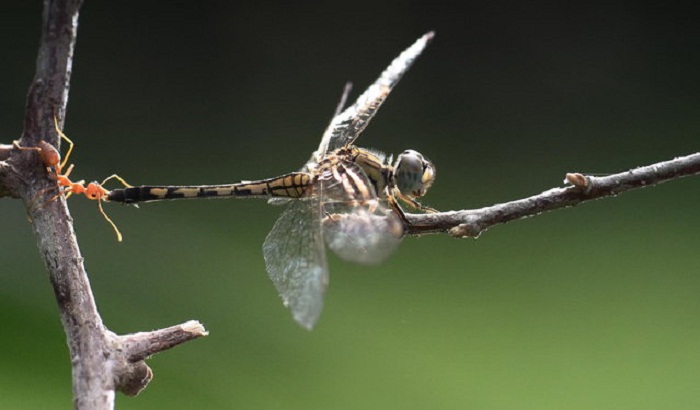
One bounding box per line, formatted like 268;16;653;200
85;182;108;201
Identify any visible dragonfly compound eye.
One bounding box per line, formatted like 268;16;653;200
394;150;435;198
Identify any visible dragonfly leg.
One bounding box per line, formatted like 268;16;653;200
393;189;437;213
386;193;410;226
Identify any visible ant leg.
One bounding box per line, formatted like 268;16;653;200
53;116;74;171
13;141;42;153
100;174;133;188
89;175;129;241
97;199;123;242
61;163;75;179
386;193;410;226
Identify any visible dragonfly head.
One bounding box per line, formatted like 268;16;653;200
393;150;435;199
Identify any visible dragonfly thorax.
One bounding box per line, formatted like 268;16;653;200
393;150;435;199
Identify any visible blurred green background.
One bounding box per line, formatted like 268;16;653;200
1;2;699;409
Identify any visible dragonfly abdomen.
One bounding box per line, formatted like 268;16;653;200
106;172;312;204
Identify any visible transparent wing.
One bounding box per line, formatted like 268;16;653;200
262;198;327;330
312;32;435;161
323;208;403;265
319;162;405;265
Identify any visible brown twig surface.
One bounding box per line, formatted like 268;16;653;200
405;152;700;237
121;321;210;363
0;1;207;409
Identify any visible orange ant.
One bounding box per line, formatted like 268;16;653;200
14;117;131;241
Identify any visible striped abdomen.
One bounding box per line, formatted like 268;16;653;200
106;172;312;204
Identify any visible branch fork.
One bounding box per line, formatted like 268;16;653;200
112;321;208;396
0;1;208;408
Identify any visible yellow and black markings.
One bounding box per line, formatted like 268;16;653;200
106;172;313;204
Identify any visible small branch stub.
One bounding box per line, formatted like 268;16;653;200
121;320;209;362
113;320;208;396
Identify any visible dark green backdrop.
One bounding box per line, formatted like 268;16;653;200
1;2;699;409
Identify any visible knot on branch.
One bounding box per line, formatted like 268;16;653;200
564;173;590;189
449;222;485;238
113;359;153;397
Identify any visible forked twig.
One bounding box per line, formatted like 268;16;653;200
1;1;208;408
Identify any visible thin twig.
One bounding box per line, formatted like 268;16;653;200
112;320;208;396
120;320;210;362
405;152;700;237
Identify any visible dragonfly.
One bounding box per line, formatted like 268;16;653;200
106;32;436;329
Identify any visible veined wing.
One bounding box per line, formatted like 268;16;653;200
311;31;435;163
262;197;327;330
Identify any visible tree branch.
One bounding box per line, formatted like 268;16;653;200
120;320;210;363
0;1;207;408
113;320;208;397
405;152;700;237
